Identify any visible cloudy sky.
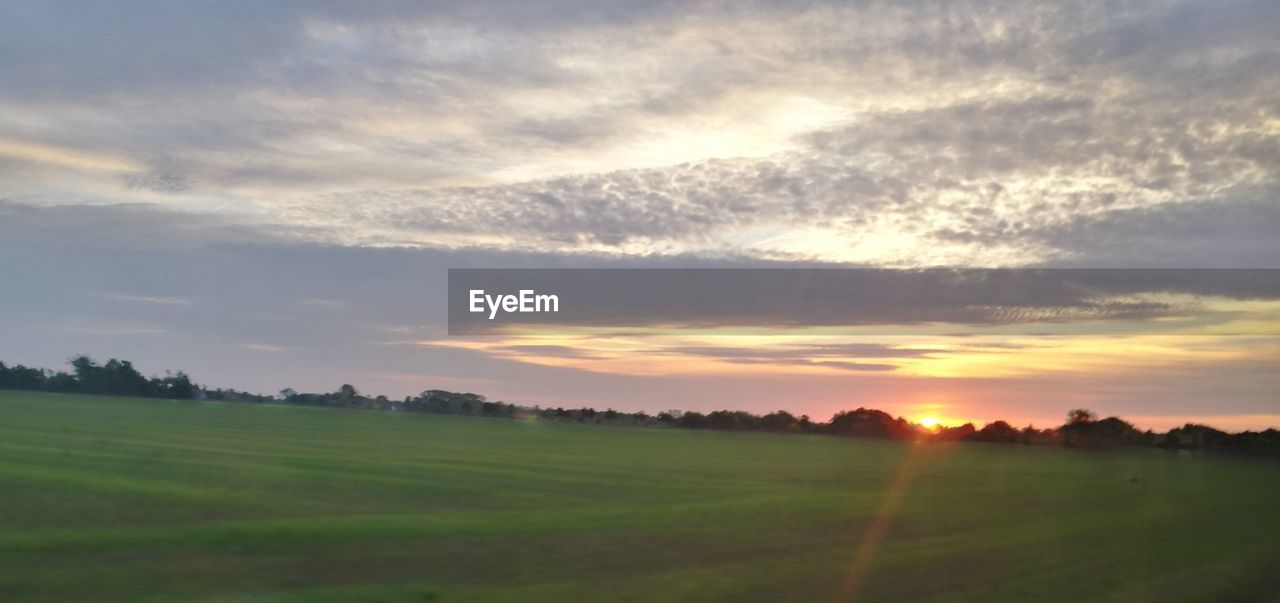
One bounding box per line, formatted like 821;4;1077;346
2;0;1278;429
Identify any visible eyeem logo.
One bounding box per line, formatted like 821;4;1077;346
469;289;560;320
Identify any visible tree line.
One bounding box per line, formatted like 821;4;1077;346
0;356;194;399
2;355;1278;457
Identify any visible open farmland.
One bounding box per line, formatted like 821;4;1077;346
1;390;1277;602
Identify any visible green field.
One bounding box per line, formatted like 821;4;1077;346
1;391;1277;602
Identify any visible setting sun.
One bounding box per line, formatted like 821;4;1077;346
918;416;941;429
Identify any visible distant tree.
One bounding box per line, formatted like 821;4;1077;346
0;362;47;390
46;371;77;392
828;408;914;439
1067;408;1097;425
5;353;1280;458
760;410;799;432
798;414;815;432
706;410;757;430
70;356;94;380
936;423;976;441
679;411;708;429
969;420;1020;443
163;372;196;399
1060;415;1138;448
1019;425;1054;445
68;356;155;396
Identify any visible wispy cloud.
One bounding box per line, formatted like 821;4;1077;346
1;1;1275;265
298;299;349;308
57;325;166;336
102;293;191;305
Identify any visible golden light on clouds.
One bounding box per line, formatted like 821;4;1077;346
0;138;142;173
421;328;1280;382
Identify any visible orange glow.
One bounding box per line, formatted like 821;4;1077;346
408;329;1280;431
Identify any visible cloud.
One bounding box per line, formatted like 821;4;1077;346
56;326;168;336
721;357;898;372
652;343;929;372
3;2;1279;428
1014;198;1280;268
447;267;1280;335
661;343;938;360
273;82;1277;263
0;202;1277;428
1;0;1274;267
101;293;192;305
299;298;350;308
490;345;608;360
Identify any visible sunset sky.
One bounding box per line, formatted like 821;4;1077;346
2;0;1278;430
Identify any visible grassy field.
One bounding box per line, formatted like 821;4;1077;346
1;391;1277;602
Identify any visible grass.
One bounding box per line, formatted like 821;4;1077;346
1;390;1277;602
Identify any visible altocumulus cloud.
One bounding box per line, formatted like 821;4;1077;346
0;0;1276;266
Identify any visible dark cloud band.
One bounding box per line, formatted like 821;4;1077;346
447;268;1280;334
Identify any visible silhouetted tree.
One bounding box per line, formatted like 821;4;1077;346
935;423;976;441
969;420;1020;443
0;362;46;390
162;372;196;399
828;408;914;439
1060;415;1138;448
706;410;757;430
679;411;708;429
4;354;1278;458
1067;408;1097;425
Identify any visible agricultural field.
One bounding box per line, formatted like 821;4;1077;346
1;390;1277;602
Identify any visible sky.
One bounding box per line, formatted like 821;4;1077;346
1;0;1278;430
